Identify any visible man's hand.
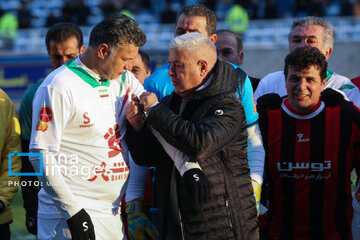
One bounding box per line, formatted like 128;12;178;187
23;195;38;235
183;168;211;204
126;198;159;240
139;92;159;113
66;208;95;240
25;212;37;235
251;180;261;216
126;94;146;129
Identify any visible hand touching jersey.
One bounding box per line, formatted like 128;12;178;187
126;94;146;129
126;93;159;129
138;92;159;112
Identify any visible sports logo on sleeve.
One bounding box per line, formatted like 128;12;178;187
36;106;53;132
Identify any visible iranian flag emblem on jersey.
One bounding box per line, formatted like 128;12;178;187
98;88;109;98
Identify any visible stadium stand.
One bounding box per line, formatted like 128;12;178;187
0;0;360;53
2;16;359;54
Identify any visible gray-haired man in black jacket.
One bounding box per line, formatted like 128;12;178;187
125;32;259;240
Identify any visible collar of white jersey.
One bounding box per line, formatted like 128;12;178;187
65;56;110;87
281;97;325;120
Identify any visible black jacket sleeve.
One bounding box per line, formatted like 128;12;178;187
146;93;245;162
125;120;169;167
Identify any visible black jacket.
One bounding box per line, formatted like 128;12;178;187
126;59;259;239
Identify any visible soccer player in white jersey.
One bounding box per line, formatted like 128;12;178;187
29;15;147;240
254;16;360;107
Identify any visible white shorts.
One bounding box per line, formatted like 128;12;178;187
37;214;125;240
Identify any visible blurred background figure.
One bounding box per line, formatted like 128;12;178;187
215;29;260;91
0;8;18;50
17;2;32;29
355;0;360;18
160;1;177;24
99;0;116;19
73;0;91;26
340;0;353;17
130;49;152;84
225;0;249;36
264;0;279;19
61;0;91;26
45;12;60;28
61;1;73;23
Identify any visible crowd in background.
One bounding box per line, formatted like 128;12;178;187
1;0;360;30
1;0;360;52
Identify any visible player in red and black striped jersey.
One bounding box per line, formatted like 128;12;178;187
258;47;360;240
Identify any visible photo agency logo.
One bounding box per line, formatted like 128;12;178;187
8;150;43;176
8;150;114;180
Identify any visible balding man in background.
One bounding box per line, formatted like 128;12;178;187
130;49;152;85
215;29;260;91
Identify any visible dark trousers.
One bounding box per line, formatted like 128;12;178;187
0;222;10;240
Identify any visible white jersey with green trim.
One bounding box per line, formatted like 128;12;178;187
30;57;144;218
254;70;360;107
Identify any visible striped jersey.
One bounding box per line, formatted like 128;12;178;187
258;93;360;240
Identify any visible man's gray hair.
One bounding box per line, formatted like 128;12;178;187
288;16;335;48
169;32;216;54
